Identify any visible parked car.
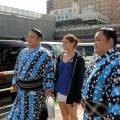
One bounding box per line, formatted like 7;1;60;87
0;40;27;71
41;42;94;56
41;42;95;65
0;41;63;113
40;41;64;64
116;44;120;51
0;40;27;113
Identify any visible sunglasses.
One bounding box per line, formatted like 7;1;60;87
100;27;114;31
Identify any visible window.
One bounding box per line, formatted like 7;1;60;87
77;45;94;56
0;41;26;71
41;42;63;58
0;46;20;71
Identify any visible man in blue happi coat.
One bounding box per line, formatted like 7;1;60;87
7;29;54;120
82;28;120;120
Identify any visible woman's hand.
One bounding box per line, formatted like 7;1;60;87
44;89;53;96
80;99;85;109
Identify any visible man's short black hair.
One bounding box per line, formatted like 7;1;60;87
99;27;118;46
30;28;42;39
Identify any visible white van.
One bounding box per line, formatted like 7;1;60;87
77;43;94;56
41;42;95;65
77;43;95;65
40;42;119;65
116;44;120;51
41;42;95;57
41;41;63;58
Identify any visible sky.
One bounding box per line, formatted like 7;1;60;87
0;0;47;14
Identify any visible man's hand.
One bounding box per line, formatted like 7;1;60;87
10;85;17;92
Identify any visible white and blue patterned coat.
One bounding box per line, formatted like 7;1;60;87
82;48;120;120
7;46;54;120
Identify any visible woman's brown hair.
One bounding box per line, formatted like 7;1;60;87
64;33;79;48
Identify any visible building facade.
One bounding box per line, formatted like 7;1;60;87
79;0;119;23
49;0;120;23
0;5;55;41
50;0;79;21
52;0;71;10
117;0;120;23
47;0;53;14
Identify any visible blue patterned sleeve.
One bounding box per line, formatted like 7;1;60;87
43;54;55;90
12;50;22;85
106;64;120;119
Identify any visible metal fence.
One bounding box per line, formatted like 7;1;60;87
0;87;12;118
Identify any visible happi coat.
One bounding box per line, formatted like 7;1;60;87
82;48;120;120
7;46;54;120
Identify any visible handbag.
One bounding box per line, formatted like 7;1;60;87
46;96;55;119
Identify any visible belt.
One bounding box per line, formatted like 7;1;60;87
17;79;42;90
82;100;107;117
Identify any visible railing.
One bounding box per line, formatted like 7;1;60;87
0;104;12;118
55;24;120;32
0;87;12;118
0;87;11;92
